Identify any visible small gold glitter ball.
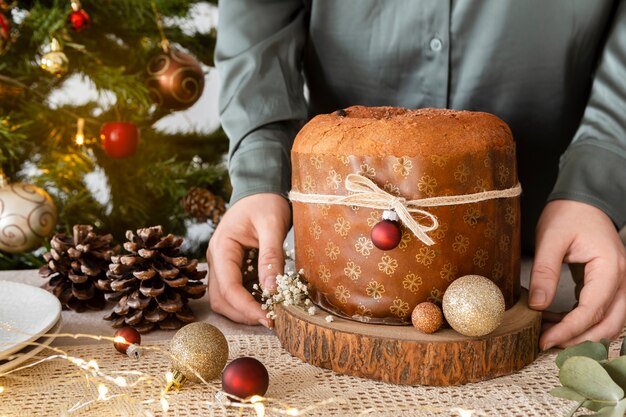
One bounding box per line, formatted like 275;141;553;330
442;275;505;337
411;302;443;334
170;322;229;382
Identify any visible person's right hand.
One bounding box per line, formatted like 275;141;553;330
206;193;291;327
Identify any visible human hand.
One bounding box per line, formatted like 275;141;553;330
206;193;291;327
529;200;626;350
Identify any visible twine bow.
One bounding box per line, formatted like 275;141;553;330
289;173;522;246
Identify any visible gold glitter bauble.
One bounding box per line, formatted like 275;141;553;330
442;275;504;337
411;302;443;334
169;322;229;382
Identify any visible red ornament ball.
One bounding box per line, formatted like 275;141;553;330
371;219;402;250
222;357;269;400
113;326;141;354
100;121;139;158
145;49;205;111
68;9;90;32
0;12;11;52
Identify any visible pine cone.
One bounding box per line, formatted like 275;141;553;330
182;187;226;224
102;226;207;333
39;225;120;312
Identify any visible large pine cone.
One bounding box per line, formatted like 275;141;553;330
181;187;226;224
102;226;207;333
39;225;120;312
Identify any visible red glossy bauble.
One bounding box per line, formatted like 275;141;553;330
113;326;141;354
371;220;402;250
0;12;10;52
68;9;90;32
100;122;139;158
145;49;205;111
222;357;269;400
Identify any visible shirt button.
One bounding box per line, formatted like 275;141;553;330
429;37;443;52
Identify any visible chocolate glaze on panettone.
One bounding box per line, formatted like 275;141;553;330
291;106;520;324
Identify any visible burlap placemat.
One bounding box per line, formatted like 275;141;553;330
0;334;579;416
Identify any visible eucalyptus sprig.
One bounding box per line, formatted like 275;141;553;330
550;339;626;416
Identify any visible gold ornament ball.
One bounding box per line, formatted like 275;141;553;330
0;182;57;253
442;275;505;337
169;322;229;383
411;302;443;334
40;51;69;77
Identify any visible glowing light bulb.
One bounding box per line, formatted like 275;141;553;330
75;118;85;145
253;402;265;417
97;384;108;400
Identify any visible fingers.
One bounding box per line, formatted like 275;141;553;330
207;234;269;327
540;258;625;349
257;221;289;292
529;226;570;310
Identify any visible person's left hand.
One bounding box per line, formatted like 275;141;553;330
529;199;626;350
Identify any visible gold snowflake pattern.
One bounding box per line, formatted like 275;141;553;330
358;163;376;178
302;175;315;193
440;262;458;282
355;235;374;257
415;247;436;266
454;164;469;183
304;245;315;259
367;211;380;228
474;178;488;193
428;288;443;305
417;174;437;196
432;222;448;240
350;205;360;213
398;229;412;250
344;261;362;281
483;155;492;168
463;206;481;226
334;216;351;237
452;234;470;254
319;204;331;216
431;154;449;167
326;169;342;190
318;265;331;283
310;155;323;169
484;221;497;239
497;164;510;186
334;285;351;304
378;255;398;275
390;298;410;319
505;206;516;225
499;235;511;252
356;304;373;321
393;156;413;177
505;145;516;157
383;182;401;196
492;262;504;281
366;281;386;301
325;242;340;261
402;273;423;293
337;155;350;166
309;221;322;240
473;248;489;268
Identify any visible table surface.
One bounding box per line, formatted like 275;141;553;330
0;260;577;346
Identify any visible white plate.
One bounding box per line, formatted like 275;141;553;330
0;319;61;375
0;281;62;360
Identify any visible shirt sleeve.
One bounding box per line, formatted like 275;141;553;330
215;0;308;204
548;1;626;228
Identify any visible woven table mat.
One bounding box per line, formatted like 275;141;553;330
0;334;581;417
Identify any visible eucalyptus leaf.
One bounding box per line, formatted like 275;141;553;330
560;356;624;402
600;339;611;352
581;398;626;417
604;356;626;390
550;386;587;402
556;341;609;368
583;400;617;412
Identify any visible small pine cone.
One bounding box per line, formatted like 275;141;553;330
103;225;207;333
39;225;120;312
182;187;226;225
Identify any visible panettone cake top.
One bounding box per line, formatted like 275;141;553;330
293;106;513;157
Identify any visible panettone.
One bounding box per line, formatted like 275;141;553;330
290;106;521;324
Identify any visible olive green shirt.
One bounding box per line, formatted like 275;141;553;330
215;0;626;252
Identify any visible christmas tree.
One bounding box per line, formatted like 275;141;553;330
0;0;228;269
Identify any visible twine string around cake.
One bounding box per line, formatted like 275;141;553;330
288;173;522;246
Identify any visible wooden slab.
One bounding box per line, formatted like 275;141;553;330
274;290;541;386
